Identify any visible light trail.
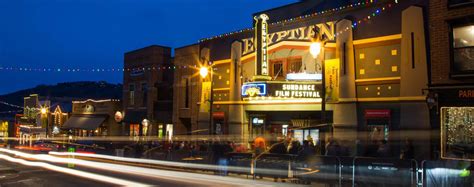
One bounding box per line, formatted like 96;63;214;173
3;129;440;142
0;148;293;187
0;152;149;186
49;150;252;174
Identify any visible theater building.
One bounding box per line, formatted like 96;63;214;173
123;45;174;137
174;0;431;153
427;0;474;160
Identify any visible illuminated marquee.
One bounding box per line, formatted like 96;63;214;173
275;84;320;98
242;22;335;55
242;82;321;99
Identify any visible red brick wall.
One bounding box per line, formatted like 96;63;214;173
429;0;474;85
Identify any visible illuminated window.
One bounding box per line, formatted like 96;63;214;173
359;53;365;59
375;59;381;65
391;50;398;56
391;66;398;72
272;61;284;79
452;24;474;74
288;58;302;73
441;107;474;160
360;69;365;75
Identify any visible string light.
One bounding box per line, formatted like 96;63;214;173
0;110;23;114
0;65;189;73
199;0;383;42
0;1;400;74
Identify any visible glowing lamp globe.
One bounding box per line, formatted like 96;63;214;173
40;108;47;114
200;67;209;78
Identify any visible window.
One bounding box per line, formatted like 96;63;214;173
272;61;284;79
129;84;135;106
448;0;474;8
288;58;302;73
452;24;474;75
141;83;147;107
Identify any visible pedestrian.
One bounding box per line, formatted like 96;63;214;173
377;140;390;157
288;141;301;155
325;139;339;156
400;138;414;159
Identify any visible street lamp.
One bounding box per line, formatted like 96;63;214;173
40;107;49;137
310;35;327;124
200;65;214;135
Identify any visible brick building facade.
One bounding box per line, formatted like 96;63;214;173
123;45;173;137
428;0;474;160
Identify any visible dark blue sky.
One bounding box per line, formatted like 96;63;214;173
0;0;297;95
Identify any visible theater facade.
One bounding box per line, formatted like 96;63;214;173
173;0;431;150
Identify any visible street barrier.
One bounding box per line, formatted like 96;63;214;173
227;152;253;176
422;160;473;187
253;153;294;179
353;157;416;187
292;155;340;185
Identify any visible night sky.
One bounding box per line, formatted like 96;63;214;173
0;0;297;95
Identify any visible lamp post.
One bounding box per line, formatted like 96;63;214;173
40;107;49;137
200;66;214;135
310;40;326;123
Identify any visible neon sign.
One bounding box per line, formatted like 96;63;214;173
242;83;267;97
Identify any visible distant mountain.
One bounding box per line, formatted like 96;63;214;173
0;81;122;117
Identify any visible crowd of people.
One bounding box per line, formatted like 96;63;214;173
107;135;416;162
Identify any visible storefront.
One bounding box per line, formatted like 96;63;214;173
429;88;474;160
62;99;122;136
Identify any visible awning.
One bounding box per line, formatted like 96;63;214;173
62;115;107;130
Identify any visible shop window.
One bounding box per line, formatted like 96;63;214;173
288;58;302;73
130;124;139;136
451;24;474;75
441;107;473;160
129;84;135;106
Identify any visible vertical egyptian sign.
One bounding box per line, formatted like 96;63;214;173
254;14;269;76
200;82;211;112
325;59;340;102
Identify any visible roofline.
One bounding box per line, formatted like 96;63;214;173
252;0;306;17
124;45;172;55
175;43;199;50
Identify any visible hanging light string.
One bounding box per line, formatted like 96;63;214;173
199;0;386;42
0;1;400;74
0;65;186;73
0;110;23;114
0;100;58;111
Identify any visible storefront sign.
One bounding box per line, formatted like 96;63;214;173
242;82;322;99
458;89;474;98
114;111;123;122
325;59;340;102
242;22;335;55
364;109;391;118
254;14;269;76
242;83;267;97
